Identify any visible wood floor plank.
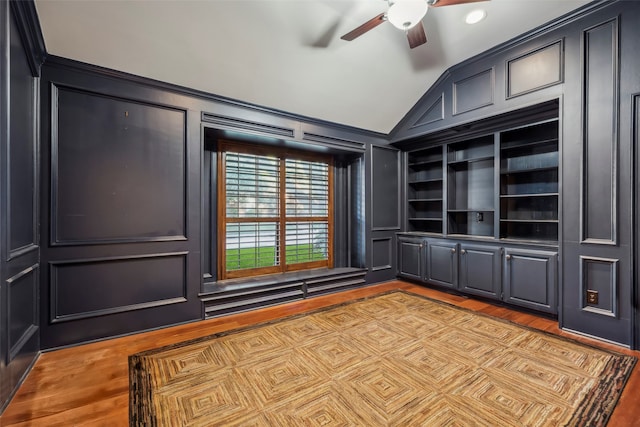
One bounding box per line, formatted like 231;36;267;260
1;280;638;426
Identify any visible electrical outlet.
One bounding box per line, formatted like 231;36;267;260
586;290;599;305
476;212;483;222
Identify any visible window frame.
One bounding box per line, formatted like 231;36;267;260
217;140;334;280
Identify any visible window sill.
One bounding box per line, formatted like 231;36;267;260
200;267;367;296
199;267;368;319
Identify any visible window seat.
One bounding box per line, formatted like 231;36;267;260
199;267;367;319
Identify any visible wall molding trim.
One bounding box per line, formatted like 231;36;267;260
9;1;46;77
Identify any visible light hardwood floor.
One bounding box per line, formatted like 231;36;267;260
2;280;639;426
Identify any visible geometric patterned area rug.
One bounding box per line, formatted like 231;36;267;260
129;291;636;426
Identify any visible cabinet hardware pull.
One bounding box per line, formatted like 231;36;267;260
460;249;466;255
505;254;512;260
451;248;456;254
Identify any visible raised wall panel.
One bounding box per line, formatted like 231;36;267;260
371;237;392;271
411;94;444;128
453;69;494;115
581;18;618;244
8;18;36;256
6;266;38;361
50;253;187;323
507;41;563;98
579;256;618;317
1;1;42;411
370;146;400;230
52;86;187;245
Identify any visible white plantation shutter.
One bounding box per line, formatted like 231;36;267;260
225;153;279;218
285;159;329;265
219;142;332;279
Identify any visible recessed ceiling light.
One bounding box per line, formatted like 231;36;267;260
465;9;487;25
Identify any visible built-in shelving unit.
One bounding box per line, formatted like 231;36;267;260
499;119;559;242
407;146;443;233
397;103;561;317
447;135;495;237
403;112;559;244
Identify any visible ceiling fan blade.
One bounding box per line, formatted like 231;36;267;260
430;0;489;7
340;13;386;41
407;22;427;49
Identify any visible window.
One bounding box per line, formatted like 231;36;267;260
218;141;333;279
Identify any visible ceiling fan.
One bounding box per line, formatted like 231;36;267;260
340;0;489;49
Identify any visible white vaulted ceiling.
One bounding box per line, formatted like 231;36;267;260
34;0;591;134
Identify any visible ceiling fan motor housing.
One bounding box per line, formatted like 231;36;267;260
387;0;429;30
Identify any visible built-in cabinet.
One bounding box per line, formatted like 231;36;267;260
425;239;458;289
459;243;502;299
398;236;557;314
405;117;559;242
398;112;559;315
397;237;424;281
503;247;557;313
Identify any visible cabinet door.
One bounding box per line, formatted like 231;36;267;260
504;248;557;314
397;238;424;281
459;244;502;299
426;240;458;288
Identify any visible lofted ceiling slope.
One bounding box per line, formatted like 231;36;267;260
35;0;591;134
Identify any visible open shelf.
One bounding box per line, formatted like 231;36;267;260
500;219;558;223
407;146;444;233
500;119;558;149
447;211;495;237
409;199;442;219
447;135;494;163
447;136;495;237
448;154;495;166
501;168;558;195
500;192;558;198
408;150;443;165
408;158;443;167
501;165;558;174
402;110;559;244
502;152;558;173
499;119;559;241
501;137;558;152
408;178;443;184
408;219;442;233
500;221;558;242
409;198;443;203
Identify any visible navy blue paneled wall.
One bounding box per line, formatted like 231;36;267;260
0;1;43;413
40;65;206;349
391;1;640;347
38;54;387;349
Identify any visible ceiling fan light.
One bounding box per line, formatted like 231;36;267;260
387;0;428;31
465;9;487;25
